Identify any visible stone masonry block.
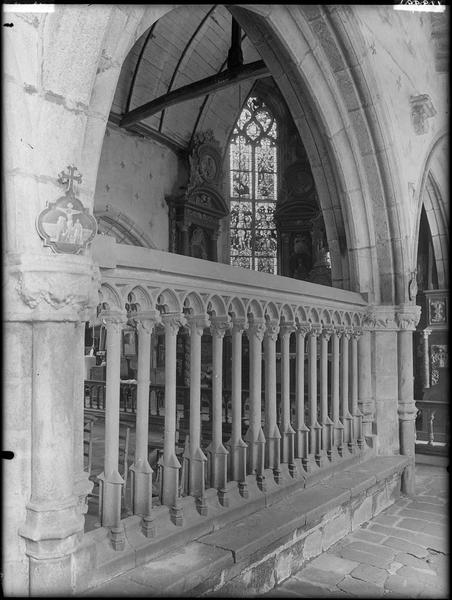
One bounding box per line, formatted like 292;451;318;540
322;508;351;551
302;528;323;561
351;494;373;530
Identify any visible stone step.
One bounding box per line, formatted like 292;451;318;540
78;454;410;597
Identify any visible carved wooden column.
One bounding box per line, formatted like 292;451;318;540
227;317;248;497
245;317;266;489
331;326;344;457
207;315;231;506
294;323;311;470
350;327;364;449
396;306;421;495
422;328;432;389
320;326;334;460
186;314;209;514
264;319;281;481
280;322;296;475
161;312;186;524
340;328;354;454
307;324;322;464
130;310;160;537
98;309;127;550
358;315;375;440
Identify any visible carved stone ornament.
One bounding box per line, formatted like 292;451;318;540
36;166;97;255
410;94;436;136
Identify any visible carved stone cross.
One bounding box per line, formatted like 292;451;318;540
58;165;83;194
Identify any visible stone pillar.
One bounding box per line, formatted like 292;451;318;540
422;328;432;389
294;323;310;469
161;313;186;524
358;319;374;440
130;311;160;537
331;327;344;455
73;320;93;517
264;319;281;480
207;315;231;505
350;328;364;449
245;317;266;489
365;306;400;456
186;314;209;512
340;328;354;454
307;325;322;463
211;229;219;262
396;306;421;495
227;317;248;496
178;223;190;256
280;323;296;474
320;326;334;459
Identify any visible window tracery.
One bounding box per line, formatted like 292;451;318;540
229;96;278;274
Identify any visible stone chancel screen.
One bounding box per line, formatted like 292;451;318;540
229;96;278;274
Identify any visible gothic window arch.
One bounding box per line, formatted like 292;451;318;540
229;96;278;274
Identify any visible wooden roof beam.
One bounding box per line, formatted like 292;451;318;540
120;59;269;129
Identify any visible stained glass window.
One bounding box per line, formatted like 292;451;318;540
229;96;278;274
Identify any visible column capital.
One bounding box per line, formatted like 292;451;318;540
100;309;128;332
210;315;232;338
264;319;280;341
333;325;344;339
350;326;363;340
295;321;311;337
279;322;295;339
134;310;161;334
162;312;186;335
186;313;210;336
308;323;322;337
321;325;334;341
342;326;353;340
396;305;421;331
247;317;266;341
231;316;248;334
421;328;432;339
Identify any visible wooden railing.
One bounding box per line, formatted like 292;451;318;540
87;239;371;548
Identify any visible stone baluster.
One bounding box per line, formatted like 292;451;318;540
294;323;311;469
340;327;354;454
264;319;281;482
245;317;266;490
227;317;248;497
186;313;210;515
280;322;296;475
206;315;232;506
320;326;334;460
130;310;160;537
307;324;322;464
350;327;364;449
161;312;186;524
357;320;373;440
331;326;344;456
98;309;127;550
396;306;421;495
422;328;432;389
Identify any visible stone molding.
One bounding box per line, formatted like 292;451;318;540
5;253;100;322
363;305;420;332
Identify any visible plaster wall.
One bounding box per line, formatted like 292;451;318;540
94;124;183;250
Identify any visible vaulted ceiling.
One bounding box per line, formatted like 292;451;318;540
111;4;267;152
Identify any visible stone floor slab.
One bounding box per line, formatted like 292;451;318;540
339;547;393;569
307;553;358;575
350;528;387;544
337;575;385;597
344;540;396;561
394;552;438;573
382;536;429;558
350;563;388;586
397;517;445;537
293;566;345;587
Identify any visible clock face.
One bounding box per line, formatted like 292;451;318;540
199;153;217;182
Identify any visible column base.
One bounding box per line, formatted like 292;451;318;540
238;481;249;499
110;525;125;551
170;501;184;526
196;494;208;516
141;515;156;538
